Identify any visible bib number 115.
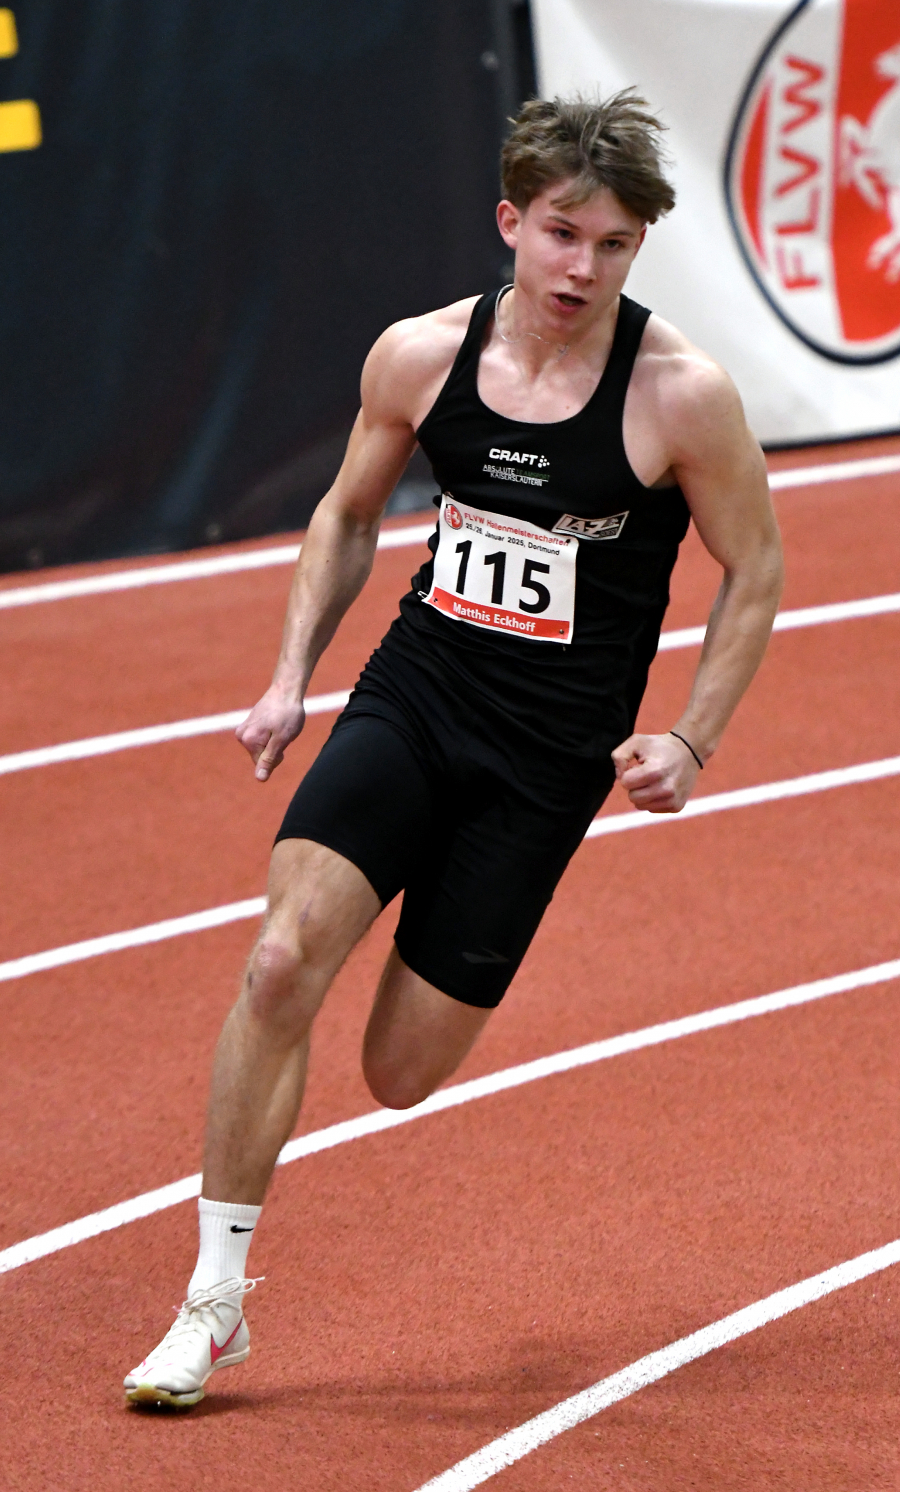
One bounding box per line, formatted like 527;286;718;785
453;540;551;613
423;496;578;643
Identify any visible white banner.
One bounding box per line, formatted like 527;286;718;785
531;0;900;444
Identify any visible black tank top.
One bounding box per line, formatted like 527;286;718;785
356;288;691;765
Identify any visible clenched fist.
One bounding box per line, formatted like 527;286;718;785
611;731;703;813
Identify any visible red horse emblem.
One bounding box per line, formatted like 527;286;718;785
726;0;900;363
840;41;900;283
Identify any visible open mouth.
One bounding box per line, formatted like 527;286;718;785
552;292;586;311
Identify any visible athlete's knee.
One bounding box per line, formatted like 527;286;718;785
244;938;300;1016
243;933;325;1029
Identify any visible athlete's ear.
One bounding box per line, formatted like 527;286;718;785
497;199;522;250
635;224;648;254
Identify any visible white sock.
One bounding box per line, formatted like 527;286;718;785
187;1197;262;1304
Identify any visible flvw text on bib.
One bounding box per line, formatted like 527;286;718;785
423;495;577;643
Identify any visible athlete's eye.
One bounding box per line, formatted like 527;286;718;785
553;228;574;240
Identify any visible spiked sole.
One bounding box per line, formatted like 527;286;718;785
126;1382;206;1408
124;1343;250;1409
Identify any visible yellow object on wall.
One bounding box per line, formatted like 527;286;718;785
0;8;18;58
0;98;41;150
0;10;41;150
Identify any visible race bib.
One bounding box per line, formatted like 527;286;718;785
423;495;577;644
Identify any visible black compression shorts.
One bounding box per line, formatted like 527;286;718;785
275;706;615;1009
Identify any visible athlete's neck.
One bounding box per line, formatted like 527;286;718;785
493;284;620;377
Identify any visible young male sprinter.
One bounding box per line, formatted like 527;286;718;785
125;93;783;1406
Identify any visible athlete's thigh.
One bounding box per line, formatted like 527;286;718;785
394;763;614;1009
362;945;492;1107
274;711;437;910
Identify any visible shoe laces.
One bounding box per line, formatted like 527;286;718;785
178;1277;262;1315
160;1277;263;1349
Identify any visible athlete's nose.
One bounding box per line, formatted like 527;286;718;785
567;243;595;283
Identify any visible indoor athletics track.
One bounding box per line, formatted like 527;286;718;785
2;435;899;1490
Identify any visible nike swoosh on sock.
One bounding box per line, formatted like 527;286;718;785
229;1225;254;1233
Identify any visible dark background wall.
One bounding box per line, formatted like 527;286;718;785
0;0;537;573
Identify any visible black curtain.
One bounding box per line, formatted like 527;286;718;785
0;0;536;572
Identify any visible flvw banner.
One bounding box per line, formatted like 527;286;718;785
531;0;899;444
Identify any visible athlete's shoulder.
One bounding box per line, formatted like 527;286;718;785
635;312;746;451
361;295;481;424
368;295;479;379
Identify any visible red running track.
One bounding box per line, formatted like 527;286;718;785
1;436;899;1490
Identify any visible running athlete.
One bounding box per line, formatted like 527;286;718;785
125;92;783;1406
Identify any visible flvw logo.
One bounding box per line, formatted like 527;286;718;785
725;0;900;364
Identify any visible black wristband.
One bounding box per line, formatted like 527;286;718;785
669;729;704;769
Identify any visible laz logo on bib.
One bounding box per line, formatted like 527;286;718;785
552;511;629;541
424;495;577;643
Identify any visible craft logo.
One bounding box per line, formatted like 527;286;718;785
487;448;550;469
725;0;900;363
444;500;463;529
482;446;551;487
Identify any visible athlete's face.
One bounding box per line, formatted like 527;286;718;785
497;183;647;335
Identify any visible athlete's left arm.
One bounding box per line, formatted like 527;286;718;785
613;360;784;813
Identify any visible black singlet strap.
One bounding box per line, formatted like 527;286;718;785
415;291;496;438
442;290;497;387
592;294;651;420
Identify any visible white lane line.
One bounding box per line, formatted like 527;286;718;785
416;1236;900;1491
656;587;900;651
586;754;900;838
3;591;899;777
2;955;898;1275
767;451;900;489
770;589;900;632
0;451;896;612
0;898;267;984
2;754;899;984
0;522;434;610
0;691;351;777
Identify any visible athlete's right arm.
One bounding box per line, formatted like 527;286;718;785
236;311;462;781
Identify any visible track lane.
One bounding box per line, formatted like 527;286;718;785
6;748;900;986
431;1273;900;1490
7;954;900;1276
0;450;898;756
0;542;410;757
3;776;899;1249
7;588;900;777
2;436;899;1487
2;609;899;962
418;1239;900;1490
4;979;899;1490
0;526;443;757
2;517;899;1241
0;434;894;603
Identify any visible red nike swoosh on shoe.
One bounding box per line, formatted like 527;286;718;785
209;1318;242;1365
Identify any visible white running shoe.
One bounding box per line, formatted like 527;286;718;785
124;1277;261;1408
